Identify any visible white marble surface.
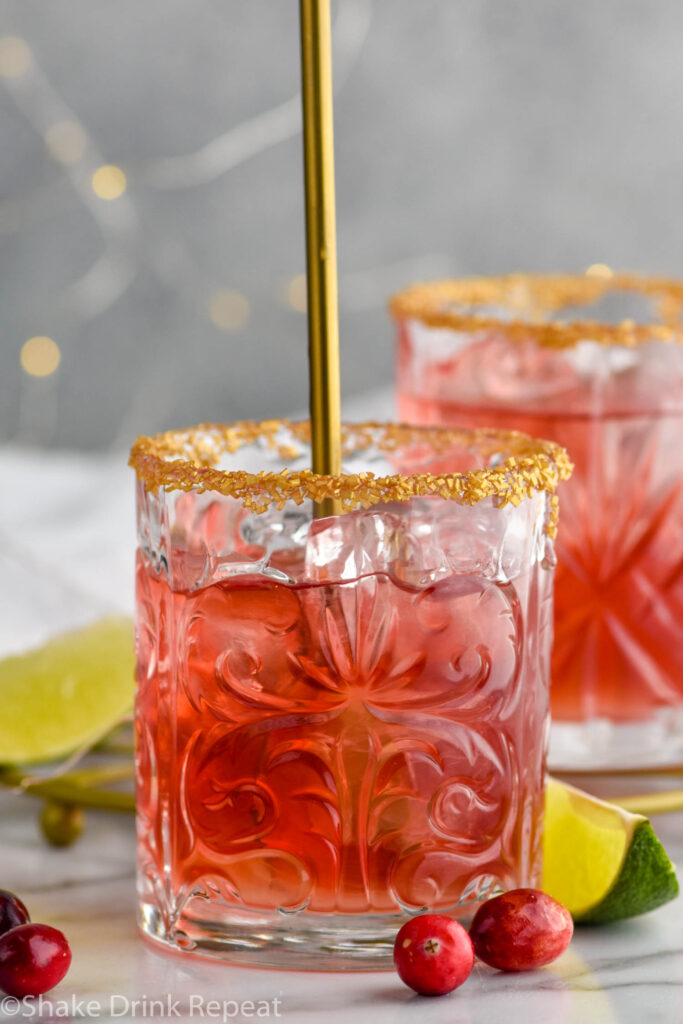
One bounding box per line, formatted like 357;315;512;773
2;399;683;1023
1;788;682;1024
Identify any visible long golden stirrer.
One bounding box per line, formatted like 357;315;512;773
300;0;342;517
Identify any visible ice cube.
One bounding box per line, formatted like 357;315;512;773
304;508;407;583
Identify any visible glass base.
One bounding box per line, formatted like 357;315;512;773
138;898;482;971
549;707;683;770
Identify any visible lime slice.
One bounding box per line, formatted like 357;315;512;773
543;777;679;923
0;617;135;766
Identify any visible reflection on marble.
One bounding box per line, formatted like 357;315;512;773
0;789;682;1024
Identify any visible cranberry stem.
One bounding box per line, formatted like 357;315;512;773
0;765;135;813
2;764;682;819
612;789;683;816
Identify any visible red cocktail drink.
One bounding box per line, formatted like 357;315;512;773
393;274;683;767
131;421;569;967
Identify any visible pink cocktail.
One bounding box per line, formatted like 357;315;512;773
130;420;569;968
393;273;683;768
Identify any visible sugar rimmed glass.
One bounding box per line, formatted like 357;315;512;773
130;420;570;969
392;273;683;769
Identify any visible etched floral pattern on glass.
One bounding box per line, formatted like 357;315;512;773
135;498;552;934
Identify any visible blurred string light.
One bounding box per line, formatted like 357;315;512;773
586;263;614;279
45;121;87;166
0;6;376;443
0;31;252;333
91;165;127;200
209;289;250;331
286;275;308;313
0;36;32;78
20;336;61;377
0;32;138;333
139;0;374;189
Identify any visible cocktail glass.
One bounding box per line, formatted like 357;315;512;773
130;419;570;968
392;273;683;769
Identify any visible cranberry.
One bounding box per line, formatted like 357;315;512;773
393;914;474;996
469;888;573;971
0;891;30;937
0;924;71;998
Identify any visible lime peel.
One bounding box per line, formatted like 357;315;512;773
0;617;135;766
577;818;679;924
543;778;679;924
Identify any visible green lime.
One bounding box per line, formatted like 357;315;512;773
0;617;135;766
543;777;679;923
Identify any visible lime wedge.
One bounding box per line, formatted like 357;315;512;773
0;617;135;766
543;777;679;923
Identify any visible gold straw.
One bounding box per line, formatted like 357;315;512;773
300;0;342;516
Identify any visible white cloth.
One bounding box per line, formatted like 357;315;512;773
0;388;395;656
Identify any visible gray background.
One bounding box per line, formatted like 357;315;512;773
1;0;682;450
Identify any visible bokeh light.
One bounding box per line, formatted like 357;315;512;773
20;336;61;378
586;263;614;279
209;289;250;331
91;165;127;200
0;37;32;78
45;121;87;166
287;274;308;313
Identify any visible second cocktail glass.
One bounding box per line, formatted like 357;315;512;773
130;419;570;968
392;273;683;768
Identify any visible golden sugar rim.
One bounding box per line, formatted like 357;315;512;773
389;272;683;349
129;420;573;537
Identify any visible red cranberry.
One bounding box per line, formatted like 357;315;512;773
0;924;71;997
469;888;573;971
394;914;474;996
0;891;30;938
